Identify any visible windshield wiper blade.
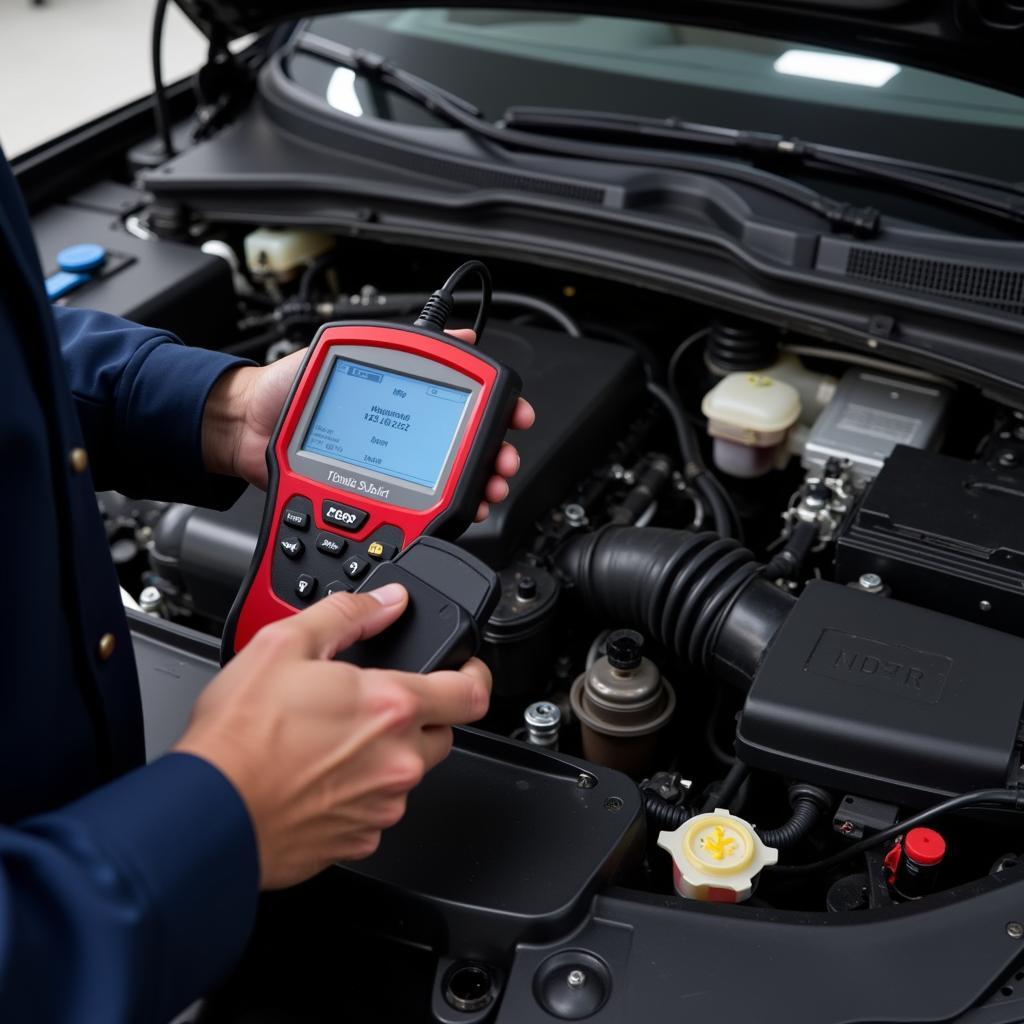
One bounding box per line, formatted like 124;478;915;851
296;34;882;238
502;106;1024;230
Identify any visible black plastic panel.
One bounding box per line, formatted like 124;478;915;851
836;445;1024;637
331;727;643;960
736;579;1024;804
32;201;235;347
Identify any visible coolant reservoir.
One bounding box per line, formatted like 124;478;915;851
701;372;801;478
658;808;778;903
243;228;334;281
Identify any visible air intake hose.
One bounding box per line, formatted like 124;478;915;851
557;527;794;688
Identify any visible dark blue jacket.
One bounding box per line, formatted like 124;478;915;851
0;151;259;1020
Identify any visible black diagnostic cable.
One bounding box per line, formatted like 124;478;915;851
770;788;1024;875
151;0;175;158
414;260;493;339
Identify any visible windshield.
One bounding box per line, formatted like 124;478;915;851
292;9;1024;182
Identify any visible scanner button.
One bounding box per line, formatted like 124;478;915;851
322;501;368;532
366;539;397;561
282;508;309;531
295;574;317;600
343;555;370;580
316;533;347;558
280;536;304;559
324;579;351;597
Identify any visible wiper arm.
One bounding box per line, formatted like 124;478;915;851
296;35;881;238
503;106;1024;230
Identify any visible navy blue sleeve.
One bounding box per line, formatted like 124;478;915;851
0;754;259;1022
52;305;255;506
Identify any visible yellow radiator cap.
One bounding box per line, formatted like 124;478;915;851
658;808;778;903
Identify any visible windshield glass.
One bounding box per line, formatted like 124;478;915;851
294;9;1024;181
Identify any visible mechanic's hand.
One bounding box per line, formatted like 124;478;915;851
202;329;535;522
172;584;491;889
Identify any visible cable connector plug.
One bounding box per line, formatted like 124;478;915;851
413;260;493;338
413;290;455;333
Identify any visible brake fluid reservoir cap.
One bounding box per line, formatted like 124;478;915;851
701;372;801;445
57;243;107;274
657;808;778;903
904;827;946;866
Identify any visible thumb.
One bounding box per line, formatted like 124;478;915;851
288;583;408;659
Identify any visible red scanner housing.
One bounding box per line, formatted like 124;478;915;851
222;321;521;661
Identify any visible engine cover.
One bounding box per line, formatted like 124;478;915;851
735;580;1024;805
149;319;644;622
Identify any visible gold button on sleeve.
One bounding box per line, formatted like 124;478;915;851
97;633;116;661
69;447;89;474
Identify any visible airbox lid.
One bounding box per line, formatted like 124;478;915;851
735;580;1024;806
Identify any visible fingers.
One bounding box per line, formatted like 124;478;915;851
446;328;476;344
484;475;509;504
256;584;408;660
495;441;520;478
369;659;492;728
419;725;455;771
474;501;489;523
511;397;535;430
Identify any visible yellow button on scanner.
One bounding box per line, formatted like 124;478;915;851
368;542;384;559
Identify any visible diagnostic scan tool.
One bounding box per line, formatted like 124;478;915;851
223;261;520;662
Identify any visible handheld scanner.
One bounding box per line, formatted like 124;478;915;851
223;317;520;660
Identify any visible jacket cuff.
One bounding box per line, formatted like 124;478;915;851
50;753;259;1019
116;339;254;507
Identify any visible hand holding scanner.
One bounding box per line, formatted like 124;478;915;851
223;261;520;662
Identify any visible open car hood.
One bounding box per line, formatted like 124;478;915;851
178;0;1024;98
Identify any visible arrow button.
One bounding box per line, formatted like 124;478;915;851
280;536;305;559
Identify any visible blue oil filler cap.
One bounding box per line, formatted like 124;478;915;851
57;243;107;274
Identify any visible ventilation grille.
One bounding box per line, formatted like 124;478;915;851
846;248;1024;315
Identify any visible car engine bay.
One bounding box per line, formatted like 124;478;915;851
13;0;1024;1013
64;211;1024;908
24;161;1024;1018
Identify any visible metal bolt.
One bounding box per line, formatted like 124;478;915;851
563;503;587;527
567;970;587;989
1008;922;1024;939
139;586;163;614
604;797;624;812
577;772;596;789
858;573;884;593
980;599;993;612
524;702;561;748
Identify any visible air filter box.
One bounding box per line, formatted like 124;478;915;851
735;580;1024;805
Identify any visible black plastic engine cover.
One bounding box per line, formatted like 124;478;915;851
327;727;643;961
735;580;1024;805
149;319;644;621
